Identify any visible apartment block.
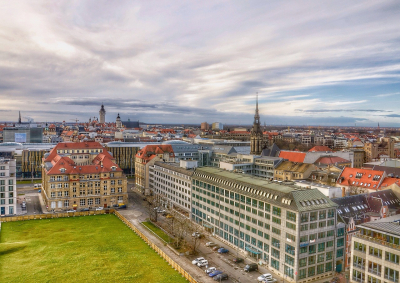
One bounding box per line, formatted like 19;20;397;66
192;167;339;282
0;158;17;215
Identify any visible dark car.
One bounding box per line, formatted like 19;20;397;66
233;257;243;263
244;263;258;272
118;205;127;209
212;246;222;251
209;270;223;277
214;273;228;281
80;208;90;211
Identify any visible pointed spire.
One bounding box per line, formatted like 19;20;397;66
18;111;21;124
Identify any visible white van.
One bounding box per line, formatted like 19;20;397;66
34;183;42;189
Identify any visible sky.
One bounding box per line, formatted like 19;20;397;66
0;0;400;126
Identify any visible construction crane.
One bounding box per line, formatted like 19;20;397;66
23;116;34;123
70;118;79;125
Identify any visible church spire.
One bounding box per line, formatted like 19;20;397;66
250;93;264;155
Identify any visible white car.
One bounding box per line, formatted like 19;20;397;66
95;207;103;211
205;267;216;274
197;259;208;267
258;274;273;282
66;210;75;213
206;242;217;247
192;232;201;238
191;257;205;265
263;278;277;283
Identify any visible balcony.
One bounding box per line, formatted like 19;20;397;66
354;233;400;250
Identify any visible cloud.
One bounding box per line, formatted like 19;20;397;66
380;114;400;118
0;1;399;125
297;109;392;113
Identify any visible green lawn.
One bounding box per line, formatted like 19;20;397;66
142;221;173;243
0;215;188;283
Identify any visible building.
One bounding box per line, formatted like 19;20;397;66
99;104;106;124
41;142;127;212
336;167;386;193
0;158;16;215
3;125;43;143
201;122;209;131
135;144;175;194
211;122;223;131
192;167;339;282
116;113;122;129
274;161;315;181
364;137;395;162
350;218;400;283
250;95;265;155
105;142;142;175
150;161;194;218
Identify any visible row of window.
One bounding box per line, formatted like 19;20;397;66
354;242;399;264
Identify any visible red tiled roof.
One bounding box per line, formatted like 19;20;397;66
135;144;175;161
279;151;306;163
44;142;104;162
337;167;385;189
308;146;333;152
314;156;350;165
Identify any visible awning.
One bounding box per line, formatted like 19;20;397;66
203;223;213;228
245;246;262;254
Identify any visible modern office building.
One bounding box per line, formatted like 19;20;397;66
41;142;127;211
0;158;16;215
150;161;194;218
351;218;400;283
3;125;43;143
191;167;339;282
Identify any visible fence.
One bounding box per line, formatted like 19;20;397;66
114;211;198;283
0;210;114;222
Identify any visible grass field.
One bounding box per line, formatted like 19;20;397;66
0;215;188;283
142;221;173;243
16;179;42;184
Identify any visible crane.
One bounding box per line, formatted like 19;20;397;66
70;118;79;125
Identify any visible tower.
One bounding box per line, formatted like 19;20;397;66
116;113;122;128
18;111;21;124
250;93;264;155
99;104;106;124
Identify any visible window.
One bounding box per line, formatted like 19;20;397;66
88;199;93;205
327;230;334;237
310;212;317;221
327;219;334;226
318;254;325;263
272;216;281;224
386;252;400;264
301;224;308;231
272;248;280;259
369;247;382;258
384;267;399;283
272;227;281;235
286;222;296;230
272;206;281;216
309;245;316;254
80;199;85;206
299;269;306;279
319;221;326;228
285;255;294;266
286;244;295;255
318;232;326;239
51;192;55;197
287;211;296;222
95;198;101;204
317;264;324;274
326;240;334;248
310;223;317;229
354;241;366;253
272;238;280;248
318;242;325;252
301;212;309;223
299;258;307;267
308;266;315;277
326;251;333;260
271;259;279;270
286;233;296;242
326;262;332;272
336;248;344;258
337;238;344;247
64;200;69;207
319;210;326;219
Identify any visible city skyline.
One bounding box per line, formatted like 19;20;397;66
0;1;400;126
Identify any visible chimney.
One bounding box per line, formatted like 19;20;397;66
342;187;346;197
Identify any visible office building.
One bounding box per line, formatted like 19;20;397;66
192;167;339;282
3;125;43;143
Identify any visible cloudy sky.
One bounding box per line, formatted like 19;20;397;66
1;0;400;126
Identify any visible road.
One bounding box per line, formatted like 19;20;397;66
16;186;43;215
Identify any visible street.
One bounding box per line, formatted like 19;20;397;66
16;186;43;215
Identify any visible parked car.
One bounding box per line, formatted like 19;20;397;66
205;267;216;274
118;205;127;209
218;248;229;253
206;242;217;247
34;183;42;189
95;207;103;211
213;273;228;281
157;209;166;213
209;270;223;277
212;246;222;251
244;263;258;272
258;274;273;282
197;259;208;267
80;208;90;211
232;257;243;263
66;210;75;213
263;278;277;283
191;257;205;265
192;232;201;238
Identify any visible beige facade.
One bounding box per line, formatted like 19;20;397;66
351;222;400;283
41;142;127;211
364;138;395;162
274;161;315;181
